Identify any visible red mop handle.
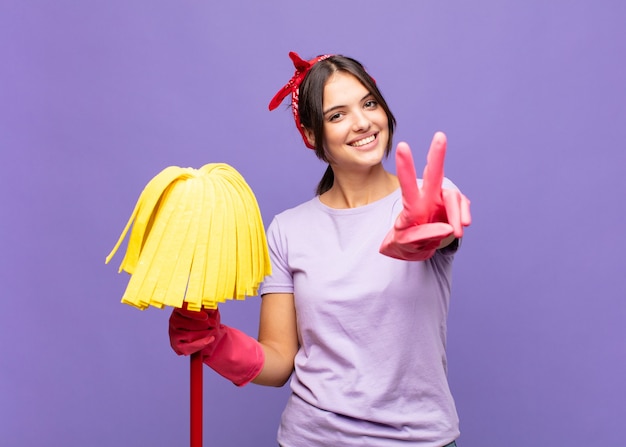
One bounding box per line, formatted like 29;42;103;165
190;352;203;447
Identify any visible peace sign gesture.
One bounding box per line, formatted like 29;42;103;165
380;132;472;261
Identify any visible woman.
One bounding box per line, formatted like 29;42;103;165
169;52;471;447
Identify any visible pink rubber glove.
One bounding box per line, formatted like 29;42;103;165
380;132;471;261
169;307;264;386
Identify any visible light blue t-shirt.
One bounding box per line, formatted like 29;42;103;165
260;183;460;447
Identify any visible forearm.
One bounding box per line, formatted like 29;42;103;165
253;292;299;387
252;342;296;387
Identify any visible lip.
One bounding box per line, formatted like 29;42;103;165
348;132;378;149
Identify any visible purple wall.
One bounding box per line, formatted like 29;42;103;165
1;1;624;446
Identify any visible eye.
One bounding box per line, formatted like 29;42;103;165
364;99;378;109
328;112;343;122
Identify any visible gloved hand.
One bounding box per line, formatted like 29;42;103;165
380;132;471;261
169;307;265;386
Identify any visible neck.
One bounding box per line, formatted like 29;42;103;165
319;164;399;209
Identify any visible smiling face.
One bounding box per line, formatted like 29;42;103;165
310;71;389;172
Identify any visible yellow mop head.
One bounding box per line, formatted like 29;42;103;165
105;163;271;311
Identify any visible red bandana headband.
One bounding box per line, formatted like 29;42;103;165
268;51;333;149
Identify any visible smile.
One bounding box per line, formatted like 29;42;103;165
349;134;377;147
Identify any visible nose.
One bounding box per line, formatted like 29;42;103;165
352;110;371;132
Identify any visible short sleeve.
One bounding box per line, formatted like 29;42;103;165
258;217;294;296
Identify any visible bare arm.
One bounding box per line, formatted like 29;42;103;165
252;292;299;387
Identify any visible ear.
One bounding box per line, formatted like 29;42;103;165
302;126;315;147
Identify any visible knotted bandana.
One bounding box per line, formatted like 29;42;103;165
268;51;332;149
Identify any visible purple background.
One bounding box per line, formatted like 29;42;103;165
1;1;624;446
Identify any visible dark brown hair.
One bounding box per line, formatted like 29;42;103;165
298;55;397;195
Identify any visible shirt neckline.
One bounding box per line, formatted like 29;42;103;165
313;187;401;215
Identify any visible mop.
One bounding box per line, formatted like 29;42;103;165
106;163;271;446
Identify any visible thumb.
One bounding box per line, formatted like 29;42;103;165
172;335;216;356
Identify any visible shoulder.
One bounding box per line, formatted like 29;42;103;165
266;196;321;237
272;196;320;224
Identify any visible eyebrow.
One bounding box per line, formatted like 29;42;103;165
323;92;373;116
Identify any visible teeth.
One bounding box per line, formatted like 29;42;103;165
350;135;375;147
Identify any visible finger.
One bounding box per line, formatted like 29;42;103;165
170;309;213;331
170;318;213;331
178;304;210;319
395;222;453;246
204;308;221;326
172;335;215;356
395;142;420;215
186;335;215;354
422;132;447;201
460;193;472;227
171;329;213;342
442;189;463;238
379;222;453;261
